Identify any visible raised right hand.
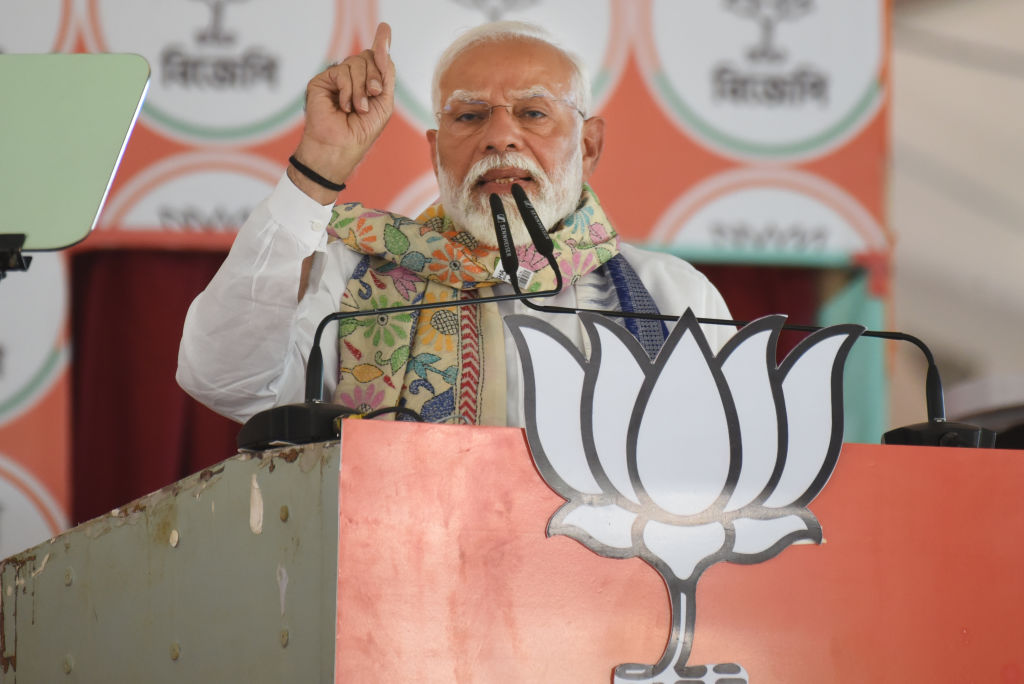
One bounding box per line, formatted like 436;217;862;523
289;22;395;203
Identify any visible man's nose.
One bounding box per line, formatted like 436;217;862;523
480;105;523;152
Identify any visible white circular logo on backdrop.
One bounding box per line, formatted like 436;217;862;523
636;0;884;162
650;168;888;264
100;151;280;233
0;253;68;426
0;454;67;559
0;0;76;53
82;0;351;143
365;0;631;129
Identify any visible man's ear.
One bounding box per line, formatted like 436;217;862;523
426;129;439;177
580;116;605;183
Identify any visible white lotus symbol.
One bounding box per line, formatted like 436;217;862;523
506;310;862;683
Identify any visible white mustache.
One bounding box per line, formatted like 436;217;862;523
462;152;549;194
436;144;582;248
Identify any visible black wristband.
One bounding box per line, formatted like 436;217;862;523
288;155;347;192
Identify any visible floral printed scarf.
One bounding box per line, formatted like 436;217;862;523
325;184;619;425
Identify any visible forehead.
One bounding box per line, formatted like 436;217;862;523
438;38;576;102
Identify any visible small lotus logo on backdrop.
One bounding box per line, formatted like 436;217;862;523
723;0;815;63
507;310;862;683
714;0;826;109
191;0;247;46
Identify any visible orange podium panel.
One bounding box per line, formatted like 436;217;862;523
334;420;1024;683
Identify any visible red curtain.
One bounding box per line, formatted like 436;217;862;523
70;250;239;524
698;264;821;363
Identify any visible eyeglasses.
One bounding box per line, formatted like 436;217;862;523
437;95;585;137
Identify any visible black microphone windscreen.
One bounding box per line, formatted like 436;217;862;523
489;193;516;260
511;183;553;256
489;192;520;287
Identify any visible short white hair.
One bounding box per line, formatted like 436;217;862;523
431;21;592;120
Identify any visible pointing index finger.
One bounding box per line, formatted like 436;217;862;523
371;22;391;75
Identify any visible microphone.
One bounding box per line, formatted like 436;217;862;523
489;189;564;295
491;188;995;449
489;192;519;281
511;183;554;259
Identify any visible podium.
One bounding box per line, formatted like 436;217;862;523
3;420;1024;682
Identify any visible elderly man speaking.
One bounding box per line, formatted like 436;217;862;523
177;21;731;427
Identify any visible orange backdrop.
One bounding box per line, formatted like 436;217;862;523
0;0;890;553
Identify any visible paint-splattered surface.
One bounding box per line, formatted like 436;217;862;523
1;441;338;682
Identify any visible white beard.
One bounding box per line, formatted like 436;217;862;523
436;145;584;249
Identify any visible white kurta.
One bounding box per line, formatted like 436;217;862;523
176;174;733;426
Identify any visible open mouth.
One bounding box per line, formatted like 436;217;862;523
475;168;534;191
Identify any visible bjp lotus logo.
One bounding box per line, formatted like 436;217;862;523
506;310;862;683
